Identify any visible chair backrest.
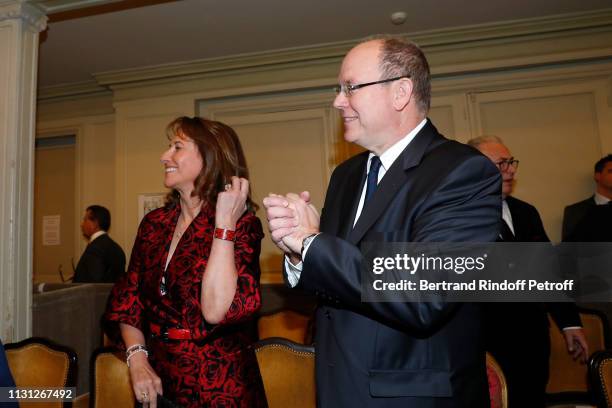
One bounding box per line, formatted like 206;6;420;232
4;337;77;408
546;307;611;406
90;347;135;408
257;310;311;344
547;308;610;398
588;349;612;408
486;352;508;408
254;337;315;408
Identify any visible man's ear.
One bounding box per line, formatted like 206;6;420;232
594;171;601;184
392;78;413;111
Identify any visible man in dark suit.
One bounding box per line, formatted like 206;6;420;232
562;154;612;242
264;37;501;407
468;135;589;407
73;205;126;283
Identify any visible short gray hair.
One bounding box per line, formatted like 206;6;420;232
466;135;504;149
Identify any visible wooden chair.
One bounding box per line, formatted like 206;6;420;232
4;337;77;408
257;310;312;344
90;347;135;408
254;337;315;408
486;352;508;408
546;307;610;405
588;349;612;408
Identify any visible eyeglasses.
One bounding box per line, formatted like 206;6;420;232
495;158;519;171
334;75;409;97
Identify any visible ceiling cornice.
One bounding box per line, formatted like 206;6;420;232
29;0;121;14
94;8;612;87
412;7;612;48
37;79;110;101
39;8;612;100
93;42;352;87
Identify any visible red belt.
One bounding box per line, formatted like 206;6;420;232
150;323;194;340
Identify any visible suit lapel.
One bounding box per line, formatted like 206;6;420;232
348;121;440;245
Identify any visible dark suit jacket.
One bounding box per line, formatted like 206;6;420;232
0;339;18;408
486;196;581;407
293;121;501;407
0;340;15;387
562;196;596;241
73;233;126;283
563;197;612;242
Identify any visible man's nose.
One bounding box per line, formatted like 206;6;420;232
333;91;348;109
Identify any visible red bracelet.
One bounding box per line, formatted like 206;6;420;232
214;227;236;241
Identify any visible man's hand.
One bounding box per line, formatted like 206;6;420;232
263;193;298;255
263;191;320;260
282;192;320;254
563;328;589;363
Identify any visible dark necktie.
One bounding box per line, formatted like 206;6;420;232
364;156;382;203
499;218;515;241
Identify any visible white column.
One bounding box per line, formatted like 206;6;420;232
0;0;46;342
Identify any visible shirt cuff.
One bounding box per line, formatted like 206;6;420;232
284;256;303;288
283;233;320;288
301;233;320;259
562;326;582;331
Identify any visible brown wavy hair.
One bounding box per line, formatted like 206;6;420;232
164;116;258;212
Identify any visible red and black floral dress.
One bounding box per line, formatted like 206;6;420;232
104;203;267;408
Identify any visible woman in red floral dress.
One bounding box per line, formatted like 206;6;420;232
105;117;267;408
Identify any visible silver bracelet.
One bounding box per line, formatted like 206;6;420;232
126;344;148;367
126;343;145;355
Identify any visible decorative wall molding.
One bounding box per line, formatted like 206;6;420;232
28;0;119;14
38;8;612;102
0;0;45;341
433;59;612;95
37;79;110;101
0;1;47;32
94;9;612;88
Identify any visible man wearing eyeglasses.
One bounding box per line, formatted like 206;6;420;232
264;36;501;407
468;135;588;408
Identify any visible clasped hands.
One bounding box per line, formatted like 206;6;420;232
263;191;320;264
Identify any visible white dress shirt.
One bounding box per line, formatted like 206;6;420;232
594;192;611;205
89;230;106;243
501;200;515;235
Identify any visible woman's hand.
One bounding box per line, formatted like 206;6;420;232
128;352;163;408
216;176;249;229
